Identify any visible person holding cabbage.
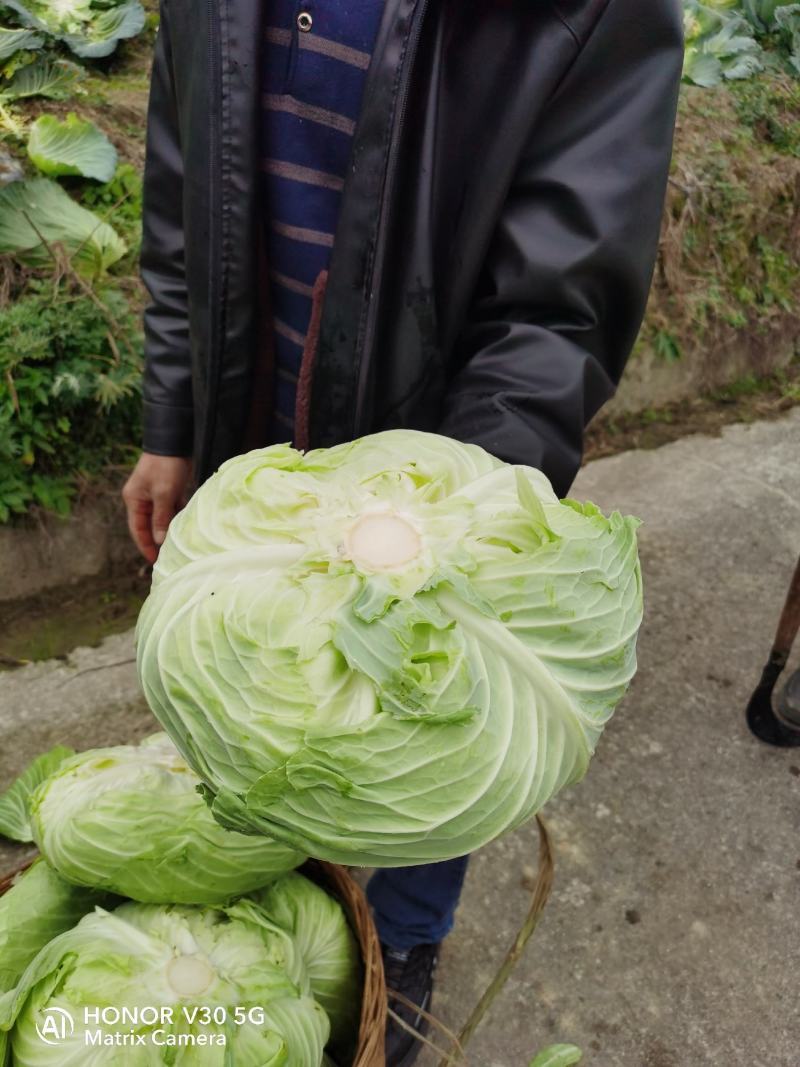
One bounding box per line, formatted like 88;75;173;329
122;3;684;1063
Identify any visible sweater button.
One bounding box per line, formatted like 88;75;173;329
297;11;313;31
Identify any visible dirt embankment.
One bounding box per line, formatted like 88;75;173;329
611;76;800;415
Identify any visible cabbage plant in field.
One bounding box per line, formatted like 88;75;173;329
1;0;145;58
26;734;305;903
137;430;643;866
0;178;126;275
0;901;329;1065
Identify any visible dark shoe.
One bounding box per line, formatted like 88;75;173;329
383;941;440;1067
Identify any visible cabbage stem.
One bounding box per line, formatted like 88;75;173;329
166;955;215;996
346;511;421;571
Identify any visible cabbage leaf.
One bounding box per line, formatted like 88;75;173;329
251;871;362;1056
0;177;126;275
0;25;43;60
0;57;85;100
0;859;104;994
27;113;117;182
1;0;145;58
0;745;73;842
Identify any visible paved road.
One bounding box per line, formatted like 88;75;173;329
2;411;799;1065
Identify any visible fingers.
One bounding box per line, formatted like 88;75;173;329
125;494;158;565
122;454;192;565
151;487;178;548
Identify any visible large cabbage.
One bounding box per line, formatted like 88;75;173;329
137;430;643;865
28;734;305;903
0;901;329;1066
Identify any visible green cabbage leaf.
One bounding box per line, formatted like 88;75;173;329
1;0;145;58
0;745;73;842
0;58;85;101
251;871;362;1056
27;113;117;182
0;25;43;60
0;178;126;275
0;859;105;994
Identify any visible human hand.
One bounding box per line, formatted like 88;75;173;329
122;453;193;564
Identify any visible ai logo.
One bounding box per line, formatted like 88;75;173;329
35;1007;74;1045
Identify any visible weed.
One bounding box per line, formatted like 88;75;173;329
0;271;143;523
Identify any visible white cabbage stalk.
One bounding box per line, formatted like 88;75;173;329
0;901;329;1066
137;430;643;866
29;734;305;903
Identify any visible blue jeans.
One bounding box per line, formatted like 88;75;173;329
366;857;470;952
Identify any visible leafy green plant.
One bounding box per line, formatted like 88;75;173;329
0;24;42;60
0;274;142;522
0;177;126;275
252;872;362;1058
0;744;73;841
654;328;683;363
79;161;143;255
0;55;85;100
0;0;145;58
683;1;800;84
683;2;764;86
0;859;106;996
27;111;117;181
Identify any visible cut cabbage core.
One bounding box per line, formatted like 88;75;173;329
166;954;214;996
345;511;421;572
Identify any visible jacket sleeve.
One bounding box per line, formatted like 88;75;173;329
436;0;684;496
139;3;194;457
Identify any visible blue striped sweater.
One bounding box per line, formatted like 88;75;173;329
260;1;385;444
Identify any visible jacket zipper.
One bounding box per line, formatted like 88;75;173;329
201;0;224;477
352;0;431;435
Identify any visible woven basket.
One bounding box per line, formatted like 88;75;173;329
0;855;386;1067
302;859;386;1066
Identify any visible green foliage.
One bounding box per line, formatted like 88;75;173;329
0;274;142;522
731;74;800;152
683;2;764;87
27;111;117;181
0;0;146;59
0;25;42;61
639;77;799;379
0;177;127;275
654;329;683;363
79;162;142;256
0;55;85;101
683;1;800;85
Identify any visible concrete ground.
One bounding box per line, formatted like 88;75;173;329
2;411;799;1066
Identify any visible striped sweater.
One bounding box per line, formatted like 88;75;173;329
260;1;385;445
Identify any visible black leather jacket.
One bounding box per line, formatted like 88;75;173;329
141;0;684;494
